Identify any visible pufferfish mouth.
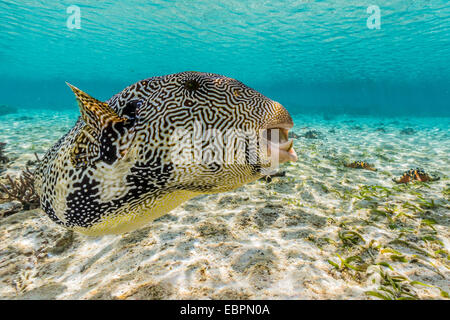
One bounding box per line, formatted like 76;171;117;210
261;123;298;163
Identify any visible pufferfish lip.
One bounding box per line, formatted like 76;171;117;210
261;124;298;163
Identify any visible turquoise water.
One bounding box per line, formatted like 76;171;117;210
1;1;450;300
1;0;449;116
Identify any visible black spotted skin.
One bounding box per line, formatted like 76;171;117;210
34;71;295;235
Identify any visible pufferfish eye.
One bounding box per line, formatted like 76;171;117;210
122;99;142;120
184;79;200;92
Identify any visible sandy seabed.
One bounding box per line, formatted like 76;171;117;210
0;109;449;300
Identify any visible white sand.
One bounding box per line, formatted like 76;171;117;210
0;110;449;299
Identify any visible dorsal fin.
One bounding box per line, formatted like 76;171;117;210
66;83;138;168
66;82;126;129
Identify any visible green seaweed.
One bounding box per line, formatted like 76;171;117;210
434;249;448;259
376;262;394;270
420;218;437;231
410;281;449;299
440;289;449;299
359;185;393;199
370;208;394;223
390;255;408;263
328;253;368;272
365;269;419;300
390;239;430;257
401;201;424;214
443;187;450;199
338;230;365;246
421;235;444;246
416;196;437;209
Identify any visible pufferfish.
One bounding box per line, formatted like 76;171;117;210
35;71;298;236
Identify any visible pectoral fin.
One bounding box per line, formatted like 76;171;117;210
71;125;101;167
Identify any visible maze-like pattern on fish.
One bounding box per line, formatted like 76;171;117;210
34;71;293;235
